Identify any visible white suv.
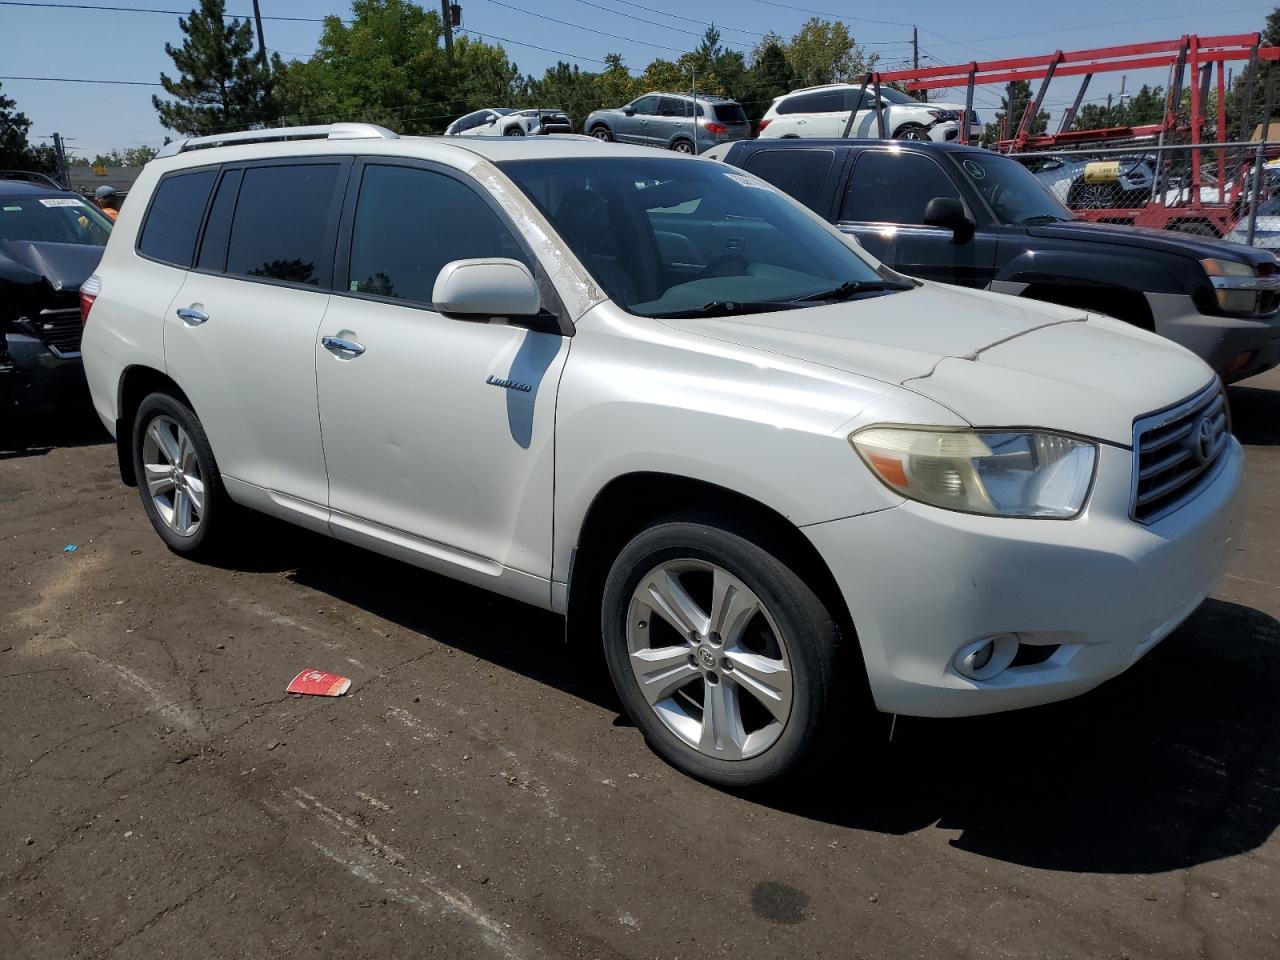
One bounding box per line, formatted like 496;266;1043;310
760;83;983;142
81;123;1240;788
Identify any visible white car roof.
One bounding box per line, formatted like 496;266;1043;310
149;127;663;175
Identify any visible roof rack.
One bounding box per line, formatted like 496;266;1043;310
0;169;64;189
156;123;398;158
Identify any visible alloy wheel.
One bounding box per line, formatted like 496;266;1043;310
625;559;793;761
672;140;694;153
141;415;204;537
591;128;611;142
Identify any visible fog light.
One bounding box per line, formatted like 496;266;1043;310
953;634;1020;681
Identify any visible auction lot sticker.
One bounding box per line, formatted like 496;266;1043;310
38;197;85;208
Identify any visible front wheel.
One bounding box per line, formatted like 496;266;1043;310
601;519;848;788
504;126;525;137
132;392;235;558
589;125;613;142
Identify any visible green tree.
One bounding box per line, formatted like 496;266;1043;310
0;83;58;178
1231;7;1280;138
982;79;1047;145
153;0;275;135
523;62;603;122
783;18;876;89
742;34;794;120
594;53;638;108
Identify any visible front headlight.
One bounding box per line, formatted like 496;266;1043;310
1201;257;1261;315
927;109;959;122
850;426;1097;518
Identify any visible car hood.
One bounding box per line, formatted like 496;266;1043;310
1025;219;1275;267
0;239;103;292
666;283;1213;445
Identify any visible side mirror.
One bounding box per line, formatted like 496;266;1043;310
623;107;637;117
433;258;541;318
486;116;497;125
923;196;974;240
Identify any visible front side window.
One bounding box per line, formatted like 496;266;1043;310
138;169;216;265
498;156;893;317
954;152;1075;225
0;194;112;246
347;164;528;305
744;149;836;214
225;163;341;286
841;151;961;225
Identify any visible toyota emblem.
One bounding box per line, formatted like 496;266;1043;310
1195;416;1215;463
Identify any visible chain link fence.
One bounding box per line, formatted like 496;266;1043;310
1010;141;1280;250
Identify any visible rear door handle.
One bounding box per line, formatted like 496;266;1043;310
175;306;208;326
321;336;365;357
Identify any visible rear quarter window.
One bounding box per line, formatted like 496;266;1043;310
137;169;218;267
743;149;836;214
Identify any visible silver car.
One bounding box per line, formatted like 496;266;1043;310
584;93;751;153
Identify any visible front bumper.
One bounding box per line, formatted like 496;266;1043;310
930;120;985;143
804;439;1242;717
1146;292;1280;383
2;331;87;411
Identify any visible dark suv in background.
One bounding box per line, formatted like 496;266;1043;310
1;172;112;410
709;139;1280;383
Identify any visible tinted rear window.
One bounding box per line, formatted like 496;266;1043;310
225;163;341;286
743;149;836;213
777;90;847;115
714;103;749;124
138;169;217;266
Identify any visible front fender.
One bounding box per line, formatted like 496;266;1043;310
995;247;1195;296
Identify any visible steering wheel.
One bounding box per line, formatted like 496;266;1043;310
701;253;750;278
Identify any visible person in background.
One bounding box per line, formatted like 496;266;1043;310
93;185;120;222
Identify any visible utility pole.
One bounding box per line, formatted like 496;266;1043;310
913;26;925;102
50;133;69;189
251;0;268;73
441;0;454;62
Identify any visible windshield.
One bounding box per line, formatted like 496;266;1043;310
497;157;892;317
0;195;112;245
875;87;918;105
953;153;1074;225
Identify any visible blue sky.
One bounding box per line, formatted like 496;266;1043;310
2;0;1277;155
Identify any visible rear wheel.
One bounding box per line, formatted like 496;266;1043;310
132;392;235;558
671;138;695;154
1170;220;1220;238
589;125;613;142
601;519;848;788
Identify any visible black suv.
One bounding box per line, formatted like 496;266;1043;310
1;173;112;409
712;139;1280;383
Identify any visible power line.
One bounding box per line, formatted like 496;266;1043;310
0;74;162;86
0;0;344;21
474;0;687;55
565;0;765;38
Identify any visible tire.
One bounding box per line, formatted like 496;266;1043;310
894;123;930;141
1066;180;1120;210
600;518;847;788
1171;220;1219;238
670;138;695;154
131;392;235;558
504;126;525;137
589;125;613;142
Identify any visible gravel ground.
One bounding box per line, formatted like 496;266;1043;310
2;370;1278;960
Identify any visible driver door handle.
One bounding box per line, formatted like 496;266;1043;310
322;335;366;357
175;306;208;326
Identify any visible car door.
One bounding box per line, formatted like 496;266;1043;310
314;159;569;599
656;97;691;147
163;158;348;511
834;148;998;287
619;96;661;145
807;88;853;138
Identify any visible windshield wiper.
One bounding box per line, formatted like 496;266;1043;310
651;300;807;319
1021;214;1071;225
793;279;915;302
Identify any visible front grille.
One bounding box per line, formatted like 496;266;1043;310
1131;382;1229;524
37;307;82;357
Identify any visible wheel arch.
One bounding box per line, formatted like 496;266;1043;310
114;364;192;486
565;471;861;679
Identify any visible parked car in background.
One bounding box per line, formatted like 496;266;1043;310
708;138;1280;383
1031;153;1157;209
84;124;1241;789
583;93;750;152
1;172;112;410
758;83;983;142
445;107;573;137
